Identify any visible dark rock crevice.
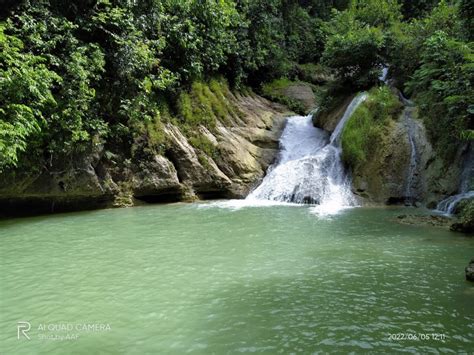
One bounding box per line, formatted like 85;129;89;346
133;191;183;204
0;196;114;218
163;149;185;184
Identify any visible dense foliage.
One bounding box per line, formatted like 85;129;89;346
0;0;472;172
0;0;348;172
322;0;473;158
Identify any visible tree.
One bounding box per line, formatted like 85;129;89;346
322;11;384;88
406;31;474;158
0;24;60;171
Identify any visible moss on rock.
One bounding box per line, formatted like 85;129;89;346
261;78;313;114
177;79;240;130
451;199;474;233
341;86;402;170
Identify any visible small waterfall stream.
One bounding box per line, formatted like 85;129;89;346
395;88;421;206
378;66;389;84
246;93;367;214
437;191;474;215
403;106;418;204
437;147;474;214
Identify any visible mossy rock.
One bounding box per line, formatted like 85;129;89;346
296;63;333;85
451;199;474;234
261;78;315;114
313;94;355;132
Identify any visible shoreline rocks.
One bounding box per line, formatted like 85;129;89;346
395;214;453;229
395;213;474;236
0;92;290;217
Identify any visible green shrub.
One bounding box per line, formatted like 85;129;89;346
0;23;60;171
341;105;372;167
364;86;402;122
177;79;240;129
321;0;400;89
341;86;401;169
146;116;166;153
189;134;218;162
322;25;384;89
262;78;293;94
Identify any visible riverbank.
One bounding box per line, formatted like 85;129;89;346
0;89;291;217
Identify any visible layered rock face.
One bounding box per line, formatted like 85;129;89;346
0;93;289;216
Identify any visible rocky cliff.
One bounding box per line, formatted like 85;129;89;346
315;90;466;207
0;92;290;217
351;110;465;207
1;83;468;217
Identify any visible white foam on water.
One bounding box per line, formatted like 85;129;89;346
197;199;301;211
246;92;367;215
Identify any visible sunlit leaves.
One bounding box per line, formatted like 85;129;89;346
0;25;60;171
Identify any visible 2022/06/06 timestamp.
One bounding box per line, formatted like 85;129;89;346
388;333;447;342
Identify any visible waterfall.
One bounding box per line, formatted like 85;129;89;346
437;191;474;215
436;147;474;214
403;107;418;204
379;66;389;84
246;92;368;214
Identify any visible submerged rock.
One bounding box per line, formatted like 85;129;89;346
466;259;474;282
395;212;474;234
394;214;453;229
450;222;474;234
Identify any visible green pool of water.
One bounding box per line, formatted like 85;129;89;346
1;203;473;353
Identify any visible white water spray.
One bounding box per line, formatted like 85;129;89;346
437;191;474;215
436;148;474;214
379;66;389;84
246;93;368;214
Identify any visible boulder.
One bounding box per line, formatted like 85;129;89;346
351;118;411;203
281;83;316;113
132;154;182;201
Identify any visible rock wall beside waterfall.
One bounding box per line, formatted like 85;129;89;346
0;82;468;217
313;94;356;132
350;111;464;206
350;117;414;204
0;92;290;217
321;90;465;207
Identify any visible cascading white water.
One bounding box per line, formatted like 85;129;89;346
379;66;389;84
436;148;474;214
437;191;474;215
246;92;368;214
